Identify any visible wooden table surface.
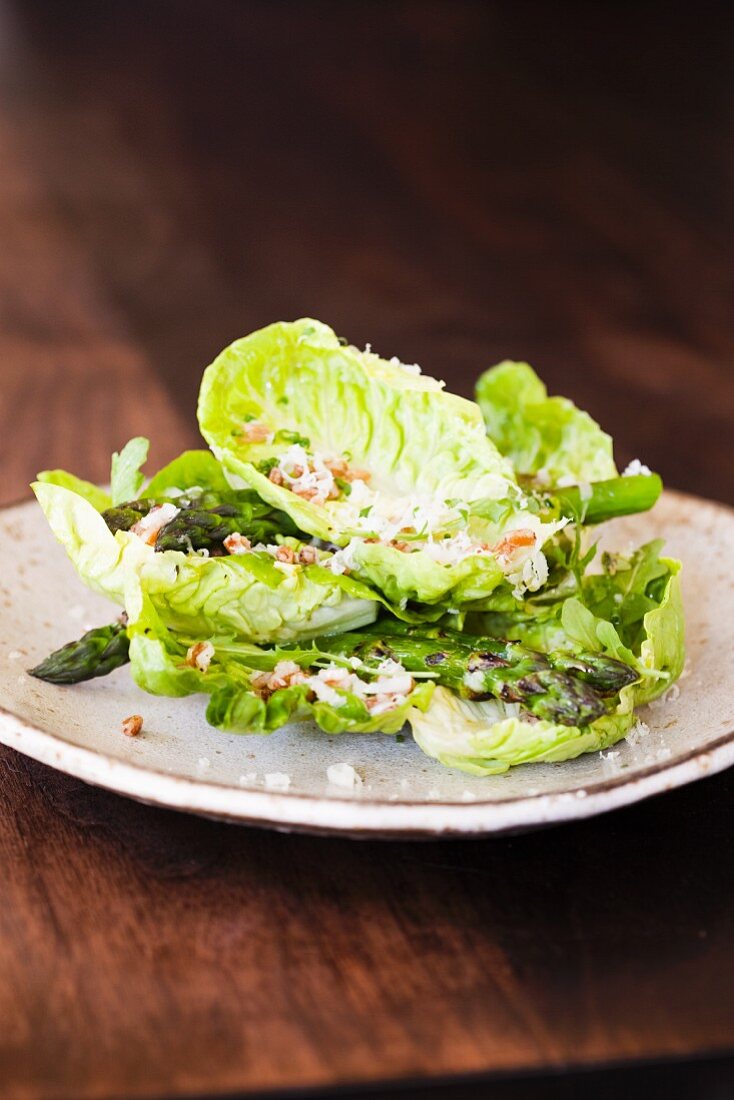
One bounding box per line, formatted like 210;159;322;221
1;3;733;1098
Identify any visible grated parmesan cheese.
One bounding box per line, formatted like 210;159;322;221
186;640;215;672
322;537;363;575
131;503;180;545
623;459;652;477
625;719;672;764
388;354;422;376
274;445;337;505
264;772;291;790
326;763;363;789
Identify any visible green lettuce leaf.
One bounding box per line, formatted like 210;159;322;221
328;539;505;608
127;596;434;736
409;552;684;774
559;543;684;697
33;481;135;603
142;449;233;498
632;561;684;705
205;673;434;736
196;319;572;606
472;541;683;675
36;469;111;512
34;448;228;518
197;319;518;534
476;360;617;484
409;687;634;775
33;482;381;643
110;437;149;505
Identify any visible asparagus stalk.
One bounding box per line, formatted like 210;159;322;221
546;473;662;526
544;651;639;694
102;500;151;533
321;626;638;727
102;492;299;552
369;622;638;695
154;505;287;552
27;614;637;729
29;622;130;685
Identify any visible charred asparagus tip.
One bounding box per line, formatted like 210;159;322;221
29;622;130;686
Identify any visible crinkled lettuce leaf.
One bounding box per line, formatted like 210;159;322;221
198;319;519;538
196;319;548;606
410;548;684;774
471;541;683;675
561;544;684;704
331;539;505;607
409;688;634;775
476;360;617;484
33;482;381;643
110;436;150;505
37;446;233;521
33;481;136;603
127;596;434;736
142;448;233;498
36;469;112;512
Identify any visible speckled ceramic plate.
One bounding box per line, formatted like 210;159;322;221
0;491;732;837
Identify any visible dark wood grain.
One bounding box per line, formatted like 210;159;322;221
1;2;733;1098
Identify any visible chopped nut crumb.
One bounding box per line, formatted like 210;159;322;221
298;545;318;564
251;660;309;697
122;714;143;738
185;640;215;672
323;457;371;483
239;420;272;443
492;529;537;559
323;456;348;478
131;503;180;546
224;532;251;555
274;545;296;564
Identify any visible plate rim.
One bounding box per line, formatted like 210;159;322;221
2;488;733;838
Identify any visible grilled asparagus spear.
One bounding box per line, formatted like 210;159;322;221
319;625;638;727
28;622;130;685
29;617;637;729
102;499;152;533
102;491;300;552
541;473;662;525
153;503;295;552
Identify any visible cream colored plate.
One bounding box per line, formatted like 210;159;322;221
0;491;732;837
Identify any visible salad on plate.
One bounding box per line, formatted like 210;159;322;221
29;319;684;776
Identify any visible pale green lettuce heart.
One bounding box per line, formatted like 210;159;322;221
126;594;434;736
630;560;684;705
409;566;684;774
35;470;112;513
110;436;150;505
196;319;560;606
337;539;504;607
33;481;135;603
409;687;636;775
197;319;521;528
33;482;379;643
476;360;618;484
141;448;233;498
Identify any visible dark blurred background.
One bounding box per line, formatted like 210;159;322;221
1;0;732;500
